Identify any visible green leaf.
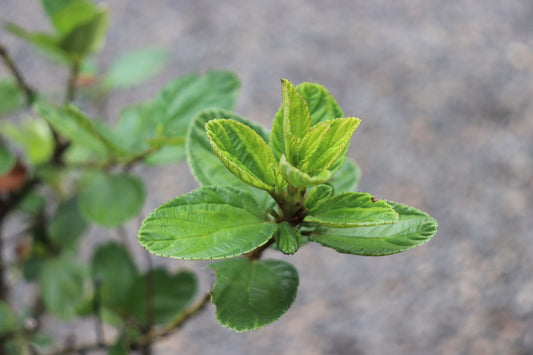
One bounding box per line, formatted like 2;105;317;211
209;258;298;332
1;118;54;165
151;70;240;138
42;0;77;17
79;172;145;227
281;79;311;165
279;154;332;188
103;47;168;89
0;301;16;335
143;146;186;165
47;196;88;248
304;192;398;227
91;243;139;311
186;108;271;204
35;103;125;159
108;334;129;355
271;82;344;161
298;117;360;172
3;22;68;63
304;184;333;210
206;119;279;192
139;186;277;260
274;222;302;255
0;145;15;176
127;269;196;326
50;0;99;36
328;158;361;193
310;202;438;256
58;4;109;58
40;253;87;319
113;103;154;155
0;79;24;115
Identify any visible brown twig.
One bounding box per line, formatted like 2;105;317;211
0;42;36;106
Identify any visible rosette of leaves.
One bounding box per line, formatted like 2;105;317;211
138;79;438;332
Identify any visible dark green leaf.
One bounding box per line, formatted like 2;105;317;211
40;253;87;319
206;119;279;192
47;196;87;247
91;243;139;311
42;0;77;18
0;145;15;176
305;192;398;227
309;202;438;256
50;0;99;35
103;47;168;89
274;222;302;255
209;258;298;332
127;269;196;326
0;301;16;335
187;108;271;204
79;172;145;227
0;79;24;115
139;186;277;260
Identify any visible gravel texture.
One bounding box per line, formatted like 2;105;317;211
2;1;533;354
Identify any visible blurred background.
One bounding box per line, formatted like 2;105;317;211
1;0;533;354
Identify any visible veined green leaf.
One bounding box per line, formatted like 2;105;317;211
186;108;271;205
91;243;139;312
1;118;54;165
40;253;87;320
274;222;302;255
0;145;15;176
281;79;310;165
127;269;196;326
79;172;145;227
328;158;361;193
309;202;438;256
103;47;168;89
305;192;398;227
47;196;87;248
279;154;331;188
271;82;344;161
138;186;277;260
304;184;333;210
151;70;240;138
209;258;298;332
299;117;360;172
206;119;278;192
0;79;24;115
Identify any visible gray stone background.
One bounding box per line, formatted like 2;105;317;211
1;1;533;354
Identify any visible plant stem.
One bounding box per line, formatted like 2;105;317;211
0;43;36;106
65;60;80;104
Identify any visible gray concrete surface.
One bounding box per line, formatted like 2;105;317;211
1;1;533;354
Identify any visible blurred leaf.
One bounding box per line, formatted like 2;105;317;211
42;0;77;17
103;47;168;89
0;145;15;176
108;334;129;355
91;242;139;312
47;196;88;248
209;258;298;332
310;202;438;256
139;186;276;260
0;79;24;115
127;269;196;326
0;118;54;165
40;253;88;320
50;0;99;35
151;70;240;138
0;301;16;335
16;192;45;214
113;103;154;155
328;157;361;193
143;145;186;165
79;172;145;227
